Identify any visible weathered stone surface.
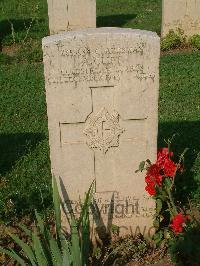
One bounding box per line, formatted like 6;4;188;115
47;0;96;34
42;28;160;236
162;0;200;37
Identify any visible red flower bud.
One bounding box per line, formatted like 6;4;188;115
170;213;189;234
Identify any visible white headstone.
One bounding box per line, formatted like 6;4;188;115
162;0;200;37
47;0;96;34
42;28;160;236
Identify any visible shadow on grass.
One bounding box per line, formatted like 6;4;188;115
169;227;200;266
159;121;200;203
97;14;137;27
0;132;45;176
0;19;29;48
0;18;44;49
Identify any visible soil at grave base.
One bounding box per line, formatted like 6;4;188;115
1;44;21;56
126;254;174;266
117;245;174;266
161;45;194;55
92;233;175;266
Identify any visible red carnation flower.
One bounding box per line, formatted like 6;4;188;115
147;164;163;186
144;148;178;196
145;182;156;196
147;164;161;177
170;213;187;234
145;164;163;196
163;158;177;177
157;148;173;168
157;147;173;158
145;175;152;183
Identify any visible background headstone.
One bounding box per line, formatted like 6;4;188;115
47;0;96;34
43;28;160;236
162;0;200;37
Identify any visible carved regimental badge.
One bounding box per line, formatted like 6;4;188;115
84;107;125;153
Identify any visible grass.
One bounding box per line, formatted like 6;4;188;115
159;52;200;202
0;0;48;46
97;0;161;33
0;63;52;221
0;0;199;222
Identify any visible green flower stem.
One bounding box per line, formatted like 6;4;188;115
172;148;189;186
166;186;178;217
166;200;173;214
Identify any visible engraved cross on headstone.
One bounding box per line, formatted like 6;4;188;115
59;85;147;192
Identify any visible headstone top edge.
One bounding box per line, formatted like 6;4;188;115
42;27;159;46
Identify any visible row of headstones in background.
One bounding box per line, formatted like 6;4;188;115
42;28;160;235
162;0;200;37
47;0;96;34
47;0;200;37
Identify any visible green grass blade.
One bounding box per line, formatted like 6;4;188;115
35;210;45;235
32;227;49;266
81;213;90;266
0;247;27;266
18;223;32;237
34;210;54;263
79;181;95;265
71;219;81;266
61;200;75;225
62;251;71;266
78;180;94;228
34;210;51;241
60;233;71;266
49;237;63;266
9;233;37;266
19;218;51;264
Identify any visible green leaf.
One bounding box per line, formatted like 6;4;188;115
94;247;102;260
62;251;71;266
111;224;119;234
164;177;172;187
156;199;163;215
35;210;45;235
32;227;48;266
78;181;94;265
34;210;53;263
81;215;90;266
136;161;146;173
153;219;160;229
18;223;32;237
139;161;145;170
164;229;172;240
153;231;163;245
49;237;63;266
60;234;71;266
78;180;94;228
158;190;168;201
0;247;27;266
146;159;151;165
8;233;37;266
71;219;81;266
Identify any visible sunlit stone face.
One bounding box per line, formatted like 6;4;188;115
43;28;160;236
